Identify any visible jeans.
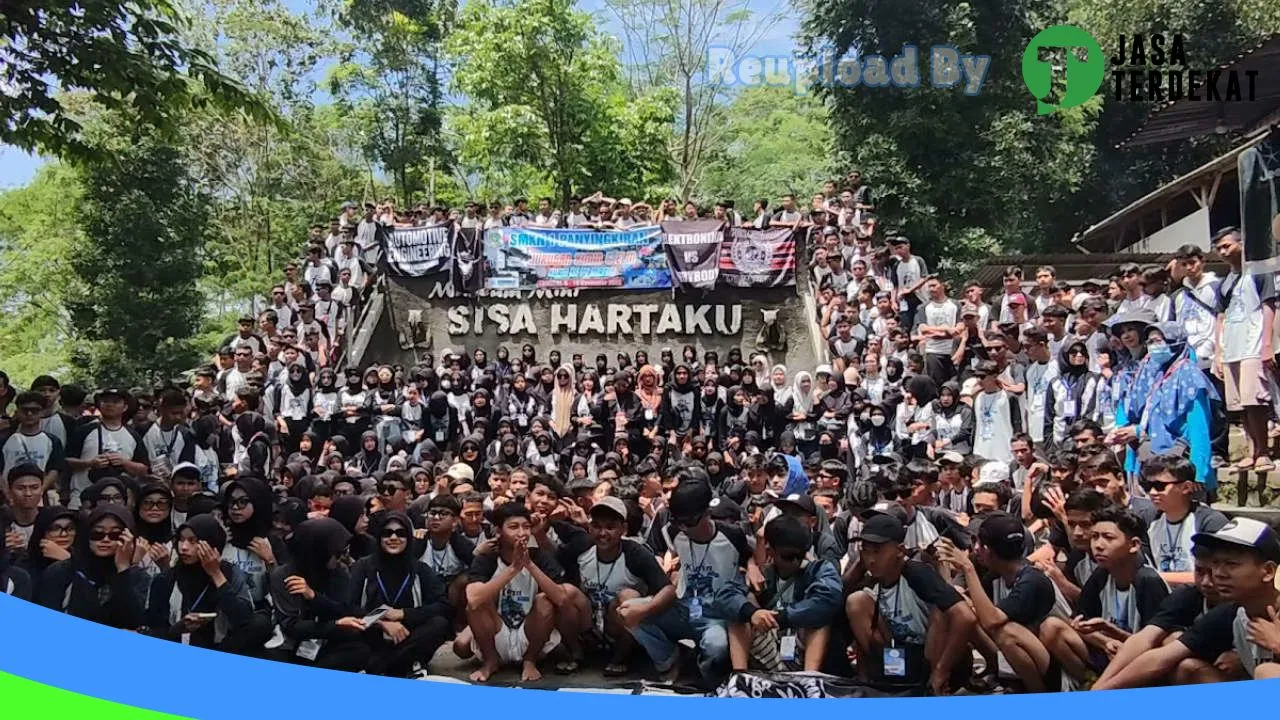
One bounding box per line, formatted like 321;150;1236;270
630;598;730;685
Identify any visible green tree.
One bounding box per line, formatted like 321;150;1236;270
699;86;833;207
1;0;267;158
0;164;82;383
330;0;455;205
446;0;675;205
64;131;212;386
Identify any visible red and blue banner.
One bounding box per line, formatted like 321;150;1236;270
483;225;670;290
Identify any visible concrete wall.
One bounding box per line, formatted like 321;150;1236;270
371;276;820;371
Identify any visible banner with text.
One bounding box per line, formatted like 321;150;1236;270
719;226;797;287
382;223;452;276
483;225;669;290
662;220;725;289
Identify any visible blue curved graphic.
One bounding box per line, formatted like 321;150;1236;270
0;594;1276;718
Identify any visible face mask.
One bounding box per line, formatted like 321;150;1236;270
1148;342;1174;365
871;415;886;427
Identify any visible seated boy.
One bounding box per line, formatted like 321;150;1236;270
453;502;569;682
417;495;474;615
849;513;976;694
1090;518;1280;687
937;512;1062;693
725;514;842;672
563;496;676;675
1140;454;1227;586
1040;506;1169;685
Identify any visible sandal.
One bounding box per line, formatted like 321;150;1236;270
604;662;629;677
554;659;580;675
1252;458;1275;473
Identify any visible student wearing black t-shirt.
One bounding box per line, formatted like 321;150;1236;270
563;497;675;676
1042;507;1169;683
1090;517;1280;688
848;514;975;694
938;512;1057;693
453;502;569;683
1095;548;1222;689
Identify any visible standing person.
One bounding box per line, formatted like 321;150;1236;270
1022;328;1059;447
1;392;66;501
1169;244;1226;464
916;277;959;385
1044;341;1102;449
65;389;149;510
454;502;569;683
1212;228;1275;472
348;510;454;676
268;517;372;672
888;236;929;328
971;362;1022;463
141;388;197;482
4;465;45;564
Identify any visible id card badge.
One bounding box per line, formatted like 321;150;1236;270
883;645;907;677
688;597;703;620
180;633;192;646
1063;400;1078;419
593;603;606;634
780;633;798;663
898;299;910;314
296;639;322;662
645;408;656;421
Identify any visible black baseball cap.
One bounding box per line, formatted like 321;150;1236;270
774;492;817;517
977;512;1026;558
857;514;906;545
95;388;130;404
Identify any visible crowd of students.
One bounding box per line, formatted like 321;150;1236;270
1;180;1279;694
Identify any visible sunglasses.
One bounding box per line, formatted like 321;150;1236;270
380;485;406;495
18;405;42;414
98;492;124;503
140;498;170;510
1068;348;1086;357
426;508;455;518
49;523;76;536
228;497;252;509
1143;480;1184;492
380;527;411;539
90;529;124;542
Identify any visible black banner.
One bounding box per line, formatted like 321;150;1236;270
719;226;797;287
451;227;485;295
662;220;724;289
382;223;452;276
1239;130;1280;266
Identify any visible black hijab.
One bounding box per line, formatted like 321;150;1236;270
76;504;134;584
134;481;175;543
291;517;351;592
174;514;228;603
25;506;78;575
223;477;273;548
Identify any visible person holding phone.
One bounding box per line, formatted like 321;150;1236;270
348;510;454;676
144;514;271;655
35;504;148;629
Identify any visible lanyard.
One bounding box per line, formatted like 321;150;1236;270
190;584;210;612
427;543;449;574
1139;358;1189;436
1113;587;1131;631
75;571;97;588
376;571;412;606
595;557;620;593
686;538;712;597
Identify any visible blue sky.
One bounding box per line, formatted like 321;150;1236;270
0;0;800;189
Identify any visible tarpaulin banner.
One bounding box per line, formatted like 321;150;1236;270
483;225;669;290
382;223;452;276
662;220;725;289
1239;129;1280;272
719;226;797;287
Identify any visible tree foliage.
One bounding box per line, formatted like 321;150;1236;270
699;86;834;207
1;0;269;158
446;0;675;205
64;131;212;387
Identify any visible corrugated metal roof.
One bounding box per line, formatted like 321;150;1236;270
1119;34;1280;148
970;252;1226;288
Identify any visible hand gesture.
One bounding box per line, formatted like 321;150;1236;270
40;539;71;562
197;541;222;576
285;575;316;600
616;600;644;629
4;530;24;551
750;609;778;631
1246;606;1280;654
249;537;276;566
380;620;410;644
114;529;137;572
934;540;972;573
132;537;152;565
475;538;498;556
413;528;428;540
335;617;365;632
182;613;214;632
512;539;531;570
561;499;588;527
149;540;171;569
746;562;766;592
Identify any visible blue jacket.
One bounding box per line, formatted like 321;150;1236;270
718;558;843;630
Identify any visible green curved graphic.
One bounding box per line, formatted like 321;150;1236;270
0;671;190;719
